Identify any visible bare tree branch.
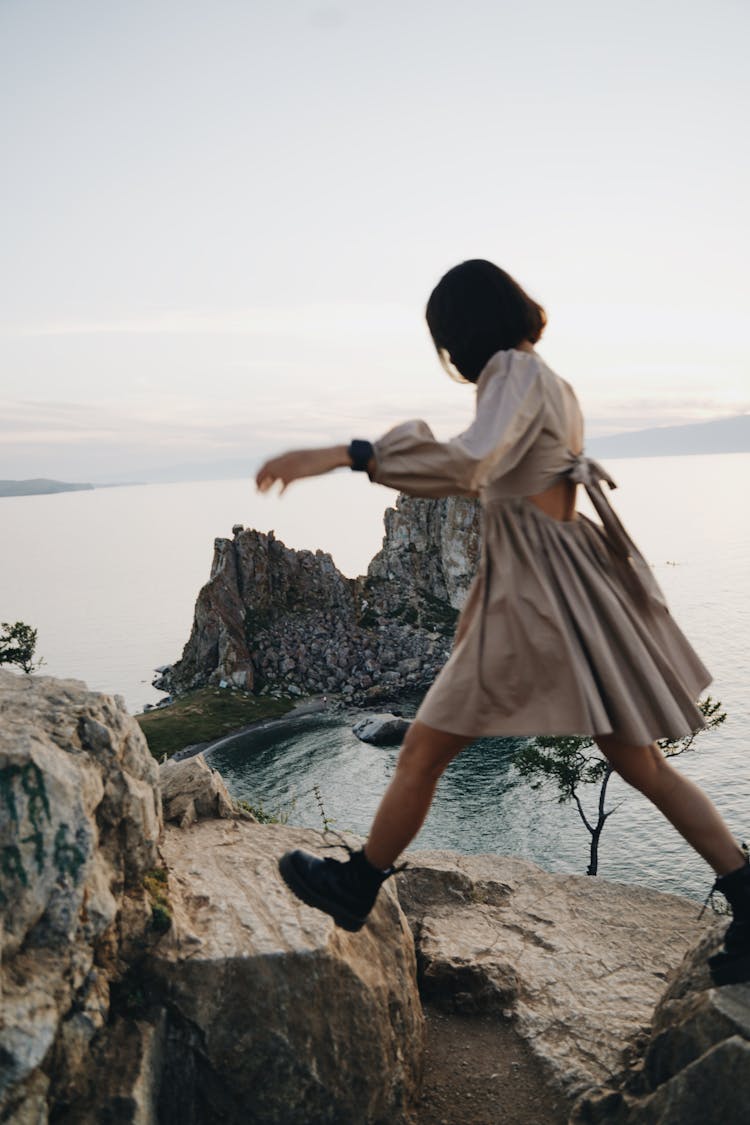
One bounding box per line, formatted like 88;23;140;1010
514;696;724;875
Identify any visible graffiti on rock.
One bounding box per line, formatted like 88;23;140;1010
0;761;86;904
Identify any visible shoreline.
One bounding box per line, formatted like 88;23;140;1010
171;696;332;761
171;690;417;761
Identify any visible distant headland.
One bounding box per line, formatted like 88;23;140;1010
588;413;750;459
0;479;147;497
0;478;95;498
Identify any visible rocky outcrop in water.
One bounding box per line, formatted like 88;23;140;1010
353;712;412;746
364;492;481;616
155;495;482;702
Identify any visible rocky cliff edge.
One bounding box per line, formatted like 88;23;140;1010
2;669;748;1124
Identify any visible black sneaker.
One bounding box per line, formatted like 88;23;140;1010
278;847;394;932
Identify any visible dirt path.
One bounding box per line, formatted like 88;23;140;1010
417;1006;571;1125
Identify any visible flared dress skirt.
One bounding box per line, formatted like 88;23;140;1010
415;497;712;745
371;348;712;746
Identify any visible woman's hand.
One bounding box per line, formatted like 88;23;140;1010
256;445;350;494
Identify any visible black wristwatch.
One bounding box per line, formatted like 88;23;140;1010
348;439;374;472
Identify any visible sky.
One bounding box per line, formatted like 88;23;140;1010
1;0;748;482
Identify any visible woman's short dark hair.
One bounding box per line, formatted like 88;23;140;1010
425;259;547;383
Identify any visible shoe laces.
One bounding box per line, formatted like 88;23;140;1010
318;827;357;858
698;881;719;921
698;841;750;920
319;828;408;877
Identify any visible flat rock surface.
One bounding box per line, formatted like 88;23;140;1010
399;851;713;1098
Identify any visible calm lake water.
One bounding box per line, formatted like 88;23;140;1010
2;453;749;899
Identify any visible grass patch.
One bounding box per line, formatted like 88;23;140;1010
135;688;296;760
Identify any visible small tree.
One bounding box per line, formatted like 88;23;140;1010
515;696;726;876
0;621;44;673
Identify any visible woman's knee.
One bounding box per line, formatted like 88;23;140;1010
397;721;468;782
594;735;667;794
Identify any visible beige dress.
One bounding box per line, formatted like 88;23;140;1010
370;348;711;744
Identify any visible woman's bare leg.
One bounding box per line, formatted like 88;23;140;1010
595;734;746;876
364;720;472;870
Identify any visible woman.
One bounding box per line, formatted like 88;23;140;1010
256;259;749;985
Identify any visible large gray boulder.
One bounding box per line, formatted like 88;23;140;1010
158;754;236;827
148;821;424;1124
398;850;715;1099
0;669;424;1124
0;669;162;1118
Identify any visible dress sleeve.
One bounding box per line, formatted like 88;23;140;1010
370;360;546;498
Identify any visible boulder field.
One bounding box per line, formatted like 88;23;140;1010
2;668;748;1124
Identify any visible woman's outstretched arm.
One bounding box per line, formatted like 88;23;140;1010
256;444;375;493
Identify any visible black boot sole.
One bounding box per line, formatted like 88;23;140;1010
709;948;750;987
278;852;368;933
